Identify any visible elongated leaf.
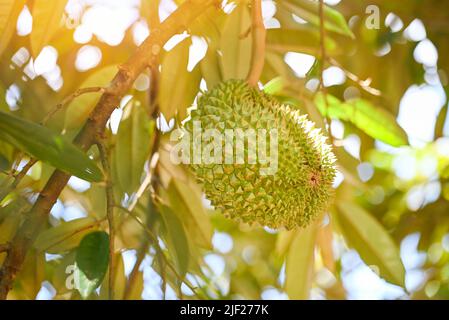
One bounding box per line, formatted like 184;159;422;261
315;94;408;147
220;4;252;80
75;231;110;299
15;249;46;299
160;205;190;279
0;110;103;182
65;65;117;129
100;253;126;300
282;0;354;38
336;202;405;287
285;224;317;299
0;208;22;265
159;38;201;121
200;45;222;90
34;217;98;254
113;102;154;196
266;28;338;55
275;229;296;257
51;252;76;295
0;0;26;57
30;0;67;56
168;178;213;249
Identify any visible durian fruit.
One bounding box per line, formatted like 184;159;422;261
184;80;336;230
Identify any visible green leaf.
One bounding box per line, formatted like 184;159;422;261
336;202;405;287
263;77;285;95
0;110;103;182
15;249;46;299
0;0;26;57
34;217;98;254
282;0;355;38
285;224;317;299
275;229;296;257
159;38;201;121
30;0;67;56
266;28;338;55
168;178;213;249
200;45;222;90
160;205;190;279
75;231;110;299
220;4;252;80
315;94;408;147
112;102;154;195
65;65;117;129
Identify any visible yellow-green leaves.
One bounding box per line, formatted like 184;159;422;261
168;178;213;249
65;65;117;129
220;4;252;80
201;45;223;90
159;38;201;121
315;94;408;147
285;224;317;299
112;102;154;196
282;0;354;38
0;0;26;57
160;205;190;279
0;111;103;182
30;0;68;56
266;28;338;55
336;202;405;287
34;217;99;254
75;231;110;299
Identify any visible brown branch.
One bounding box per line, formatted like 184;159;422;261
97;140;115;300
246;0;266;87
0;0;216;300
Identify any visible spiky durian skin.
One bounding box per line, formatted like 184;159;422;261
185;80;336;230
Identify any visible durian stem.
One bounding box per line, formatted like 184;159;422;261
0;0;217;300
247;0;266;87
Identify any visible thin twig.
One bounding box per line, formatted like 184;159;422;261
0;0;216;300
327;57;382;96
97;140;115;300
41;87;105;125
0;159;37;203
246;0;266;87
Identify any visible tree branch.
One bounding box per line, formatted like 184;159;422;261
247;0;266;87
0;0;216;300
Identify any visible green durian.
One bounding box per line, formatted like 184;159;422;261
184;80;336;230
